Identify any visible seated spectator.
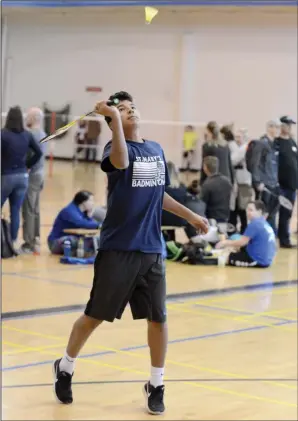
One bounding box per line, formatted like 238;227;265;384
216;200;276;268
48;190;100;255
162;162;206;242
200;156;232;224
162;162;188;241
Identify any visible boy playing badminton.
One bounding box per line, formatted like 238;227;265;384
53;91;208;415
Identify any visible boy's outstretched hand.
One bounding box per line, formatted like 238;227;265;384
187;214;209;235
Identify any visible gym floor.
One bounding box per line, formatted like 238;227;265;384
2;161;297;420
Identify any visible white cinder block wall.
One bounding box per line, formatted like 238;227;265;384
2;8;297;164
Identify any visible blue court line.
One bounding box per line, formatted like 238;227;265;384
3;271;297;295
2;272;90;289
3;1;298;8
2;319;296;372
3;378;297;389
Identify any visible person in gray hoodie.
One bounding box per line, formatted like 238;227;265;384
20;107;47;253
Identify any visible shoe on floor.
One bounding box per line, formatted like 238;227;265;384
143;382;165;415
280;243;297;249
53;359;73;404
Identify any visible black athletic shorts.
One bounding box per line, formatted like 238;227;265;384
85;251;166;323
228;247;268;268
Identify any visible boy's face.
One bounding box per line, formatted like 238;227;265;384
246;203;262;221
82;195;94;213
116;100;140;130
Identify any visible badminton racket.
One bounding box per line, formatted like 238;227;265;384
263;187;293;211
39;99;119;144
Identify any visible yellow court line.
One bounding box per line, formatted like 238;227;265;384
2;326;296;391
167;303;297;333
3;342;66;356
3;340;296;408
187;301;298;322
198;286;297;305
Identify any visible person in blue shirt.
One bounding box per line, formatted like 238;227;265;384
47;190;99;255
52;91;209;414
216;200;276;268
1;106;42;243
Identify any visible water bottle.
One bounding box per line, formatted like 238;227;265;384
77;237;85;258
63;239;72;257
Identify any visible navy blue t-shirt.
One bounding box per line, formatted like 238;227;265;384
100;140;169;253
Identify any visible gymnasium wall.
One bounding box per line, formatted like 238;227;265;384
2;7;297;163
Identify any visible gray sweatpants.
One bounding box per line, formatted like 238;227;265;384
22;172;44;248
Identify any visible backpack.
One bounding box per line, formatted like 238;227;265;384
165;240;218;265
1;218;17;258
245;140;258;173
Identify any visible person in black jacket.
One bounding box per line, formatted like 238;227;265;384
250;120;280;232
200;121;234;186
274;116;297;248
1;106;42;243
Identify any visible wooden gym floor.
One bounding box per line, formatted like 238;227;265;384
2;161;298;420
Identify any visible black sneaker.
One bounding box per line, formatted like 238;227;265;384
53;359;73;404
143;382;165;415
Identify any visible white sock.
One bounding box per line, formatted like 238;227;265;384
150;366;164;388
59;353;75;375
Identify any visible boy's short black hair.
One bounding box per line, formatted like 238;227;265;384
73;190;93;206
105;91;133;125
248;200;267;214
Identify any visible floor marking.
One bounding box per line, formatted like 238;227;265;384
3;325;297;391
2;341;296;408
167;303;297;333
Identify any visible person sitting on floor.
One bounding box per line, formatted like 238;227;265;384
200;156;232;227
162;162;206;242
48;190;100;255
216;200;276;268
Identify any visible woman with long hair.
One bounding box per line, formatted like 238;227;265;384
200;121;234;186
1;106;42;244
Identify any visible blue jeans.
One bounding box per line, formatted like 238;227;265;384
1;173;29;241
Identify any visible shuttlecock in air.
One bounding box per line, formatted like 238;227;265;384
145;6;158;25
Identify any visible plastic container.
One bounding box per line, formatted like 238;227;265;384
63;239;72;257
76;237;85;258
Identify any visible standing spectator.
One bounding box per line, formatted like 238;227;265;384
1;106;42;244
181;125;197;171
200;156;232;224
220;124;234;143
229;130;253;234
74;120;87;159
85;119;101;162
200;121;234;185
250;120;280;232
20;107;47;253
274;116;298;248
